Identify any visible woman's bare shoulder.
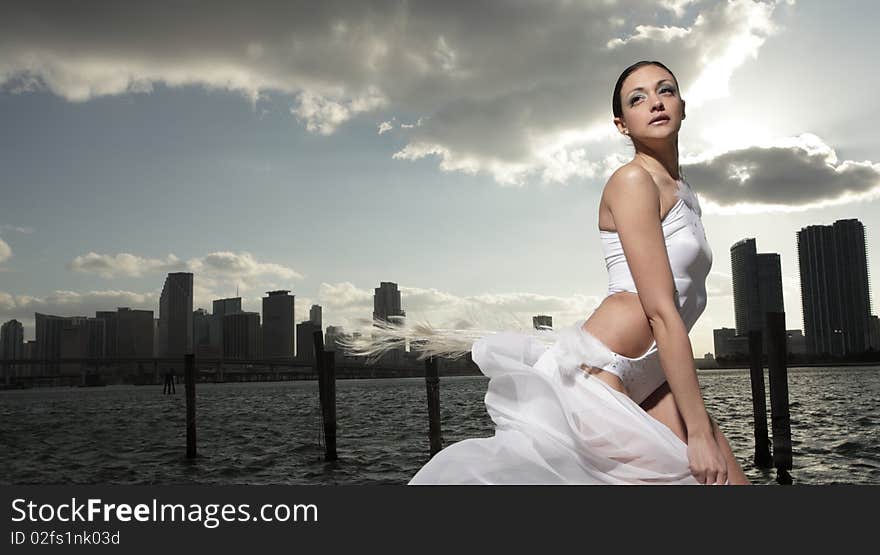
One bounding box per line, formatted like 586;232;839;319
602;163;660;208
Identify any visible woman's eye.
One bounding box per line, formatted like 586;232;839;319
660;86;675;95
629;95;644;106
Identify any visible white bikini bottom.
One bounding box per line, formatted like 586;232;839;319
556;319;667;405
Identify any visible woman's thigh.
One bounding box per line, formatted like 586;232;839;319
639;381;687;442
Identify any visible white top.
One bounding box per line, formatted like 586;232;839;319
598;178;713;335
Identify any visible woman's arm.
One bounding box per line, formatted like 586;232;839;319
605;165;725;484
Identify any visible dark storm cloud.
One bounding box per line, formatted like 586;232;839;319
684;135;880;207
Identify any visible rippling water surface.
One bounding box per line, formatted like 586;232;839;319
1;366;878;485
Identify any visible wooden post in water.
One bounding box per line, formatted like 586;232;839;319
748;330;772;468
425;356;443;457
313;330;337;461
184;354;197;459
766;311;792;484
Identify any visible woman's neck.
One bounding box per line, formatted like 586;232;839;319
633;142;681;181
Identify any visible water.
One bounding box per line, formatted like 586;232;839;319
1;366;878;485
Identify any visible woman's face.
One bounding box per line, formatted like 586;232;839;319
615;64;685;141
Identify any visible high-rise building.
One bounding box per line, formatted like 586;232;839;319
223;312;262;360
35;313;67;374
373;282;405;322
325;325;344;352
263;290;295;359
373;282;405;363
296;320;322;362
730;239;784;354
158;272;193;357
210;297;241;353
309;304;322;328
1;319;24;376
797;219;872;356
116;308;154;358
95;311;118;359
193;309;211;348
533;315;553;330
1;319;24;360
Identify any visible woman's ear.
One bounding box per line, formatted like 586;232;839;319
614;117;628;136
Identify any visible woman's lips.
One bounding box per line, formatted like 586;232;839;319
649;117;670;125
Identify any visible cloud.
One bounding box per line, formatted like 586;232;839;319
0;237;11;264
314;281;601;333
683;133;880;212
68;250;303;282
0;288;158;327
68;252;186;278
0;224;34;234
377;120;393;135
1;0;792;185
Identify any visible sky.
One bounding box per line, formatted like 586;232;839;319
1;0;878;356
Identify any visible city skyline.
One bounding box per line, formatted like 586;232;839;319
2;1;880;357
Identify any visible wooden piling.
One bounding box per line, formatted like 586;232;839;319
748;330;772;468
313;330;337;461
425;356;443;457
184;354;197;459
766;311;792;484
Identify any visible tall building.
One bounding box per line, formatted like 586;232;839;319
373;282;405;363
1;319;24;376
193;309;211;348
533;315;553;330
325;325;344;352
223;312;261;360
116;308;154;358
373;282;405;322
263;290;295;359
95;310;118;359
158;272;193;357
798;219;872;356
210;297;241;353
296;320;322;362
1;319;24;360
309;304;322;328
731;239;784;338
35;313;65;374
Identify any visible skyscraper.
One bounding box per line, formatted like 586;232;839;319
223;311;262;360
309;304;322;328
210;297;241;353
95;310;118;359
35;312;65;374
116;307;154;358
730;239;783;351
373;282;405;323
263;290;295;359
798;219;872;356
1;320;24;376
158;272;193;357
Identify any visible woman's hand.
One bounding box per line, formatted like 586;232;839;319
687;431;728;485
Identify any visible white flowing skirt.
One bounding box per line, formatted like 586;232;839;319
408;326;701;485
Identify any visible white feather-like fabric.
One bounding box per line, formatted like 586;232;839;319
407;321;703;485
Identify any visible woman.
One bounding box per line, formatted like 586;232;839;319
347;61;750;485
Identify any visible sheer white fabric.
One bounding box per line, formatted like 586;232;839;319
408;325;701;485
